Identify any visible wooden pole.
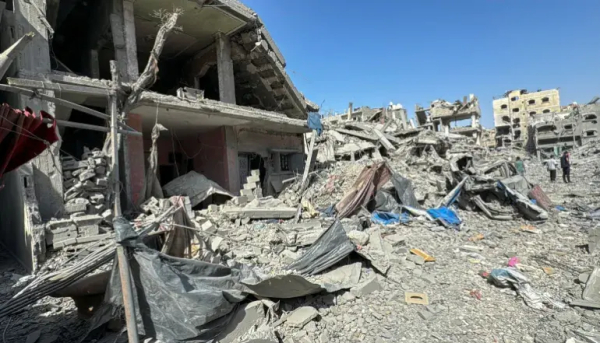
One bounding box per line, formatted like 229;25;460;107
110;60;139;343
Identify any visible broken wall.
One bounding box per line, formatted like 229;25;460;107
0;164;44;272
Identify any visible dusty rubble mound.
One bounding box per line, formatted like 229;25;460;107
2;127;600;343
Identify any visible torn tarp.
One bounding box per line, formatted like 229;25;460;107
286;220;356;275
336;162;392;218
163;171;234;207
497;180;548;221
371;211;409;225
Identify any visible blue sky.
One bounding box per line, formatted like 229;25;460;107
243;0;600;128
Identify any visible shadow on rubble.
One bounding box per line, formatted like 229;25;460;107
0;253;88;342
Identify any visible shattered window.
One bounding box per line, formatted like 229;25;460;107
501;104;508;110
542;97;550;103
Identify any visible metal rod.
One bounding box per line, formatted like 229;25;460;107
0;83;137;132
110;59;139;343
42;118;142;136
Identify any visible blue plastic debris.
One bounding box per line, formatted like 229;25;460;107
307;113;323;136
426;207;462;228
371;211;409;225
555;205;566;211
530;199;537;205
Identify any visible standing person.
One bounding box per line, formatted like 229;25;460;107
515;157;525;176
560;151;571;183
546;157;557;182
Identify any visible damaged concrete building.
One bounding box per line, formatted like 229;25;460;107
322;102;410;129
414;95;482;145
530;97;600;157
493;88;560;148
0;0;317;271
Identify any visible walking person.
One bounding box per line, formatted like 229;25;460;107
560;151;571;183
546;157;557;182
515;157;525;176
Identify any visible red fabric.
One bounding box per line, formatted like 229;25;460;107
0;104;59;177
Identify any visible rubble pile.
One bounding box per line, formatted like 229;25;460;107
5;127;600;343
45;148;114;253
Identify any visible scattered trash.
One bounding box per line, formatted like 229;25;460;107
405;292;429;305
410;248;436;262
507;257;519;267
371;211;409;225
469;289;482;300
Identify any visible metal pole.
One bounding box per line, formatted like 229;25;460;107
41;118;142;136
109;60;139;343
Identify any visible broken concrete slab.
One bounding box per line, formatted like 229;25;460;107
286;306;318;328
347;230;369;246
583;267;600;302
384;234;405;246
406;254;425;265
589;226;600;254
214;301;266;343
350;275;382;297
72;214;103;227
317;262;362;292
222;207;297;219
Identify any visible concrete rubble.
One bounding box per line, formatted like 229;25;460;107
5;121;600;343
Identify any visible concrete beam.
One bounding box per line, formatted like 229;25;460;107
215;32;236;104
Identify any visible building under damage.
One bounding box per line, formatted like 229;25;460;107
493;88;560;148
322;102;411;129
414;95;483;145
0;0;318;272
530;97;600;157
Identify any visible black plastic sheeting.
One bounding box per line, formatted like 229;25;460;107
390;172;421;209
370;190;401;213
286;220;356;275
86;217;334;343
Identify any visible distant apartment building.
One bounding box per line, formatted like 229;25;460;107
493;89;561;148
530;97;600;157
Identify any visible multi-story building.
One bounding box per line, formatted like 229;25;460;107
531;97;600;157
415;95;482;144
493;89;561;148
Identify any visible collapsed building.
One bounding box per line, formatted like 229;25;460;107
530;97;600;157
0;0;318;272
492;88;560;148
322;102;411;129
414;95;482;145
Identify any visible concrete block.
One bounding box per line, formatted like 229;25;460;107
201;220;217;234
47;219;75;230
281;250;300;264
95;177;108;187
286;306;318;328
347;230;369;246
232;196;248;207
240;189;254;197
79;225;100;236
246;175;260;184
78;169;96;182
65;200;88;214
208;204;219;213
89;193;105;204
407;254;425;265
251;169;260;177
94;157;106;166
243;182;258;190
72;168;83;177
63;178;77;190
418;310;434;321
72;214;103;227
350;275;382;297
101;209;114;223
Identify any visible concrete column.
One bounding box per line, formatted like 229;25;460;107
215;32;236;104
471;113;477;128
11;0;64;220
224;127;240;193
443;122;450;136
347;102;353;121
123;113;145;207
122;0;139;81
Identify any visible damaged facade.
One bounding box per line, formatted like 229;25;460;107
0;0;317;272
530;97;600;157
322;102;411;129
414;95;482;145
493;88;560;148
